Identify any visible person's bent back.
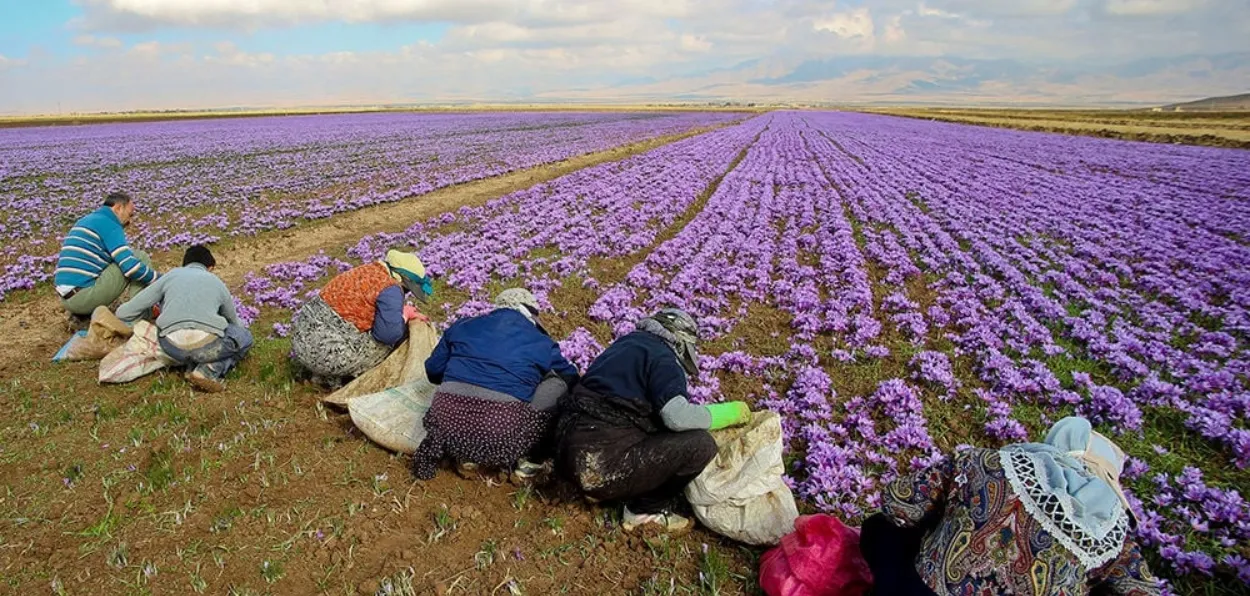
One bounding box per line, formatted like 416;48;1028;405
423;293;579;404
55;191;158;317
413;289;579;482
289;249;433;385
115;245;251;393
861;416;1161;596
555;309;752;533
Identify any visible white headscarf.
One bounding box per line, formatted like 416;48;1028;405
999;417;1132;569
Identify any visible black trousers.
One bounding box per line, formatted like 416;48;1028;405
559;419;717;514
859;514;940;596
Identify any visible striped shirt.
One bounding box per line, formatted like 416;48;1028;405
54;207;158;290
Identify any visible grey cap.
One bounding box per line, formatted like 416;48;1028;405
652;308;700;377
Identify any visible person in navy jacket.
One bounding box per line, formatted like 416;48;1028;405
555;309;751;533
412;288;579;482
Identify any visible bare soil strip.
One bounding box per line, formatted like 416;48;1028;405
0;126;725;374
862;108;1250;148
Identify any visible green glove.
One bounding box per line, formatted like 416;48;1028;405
706;401;751;430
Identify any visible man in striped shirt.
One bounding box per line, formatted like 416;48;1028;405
54;192;160;318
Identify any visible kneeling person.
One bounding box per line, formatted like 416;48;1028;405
116;245;252;392
54;192;159;319
291;250;433;385
412;289;579;481
860;416;1160;596
556;309;751;533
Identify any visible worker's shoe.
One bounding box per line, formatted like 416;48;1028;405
510;458;551;484
455;461;479;478
621;507;692;533
65;312;91;333
186;366;225;393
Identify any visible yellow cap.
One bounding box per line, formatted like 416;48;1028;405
384;250;426;279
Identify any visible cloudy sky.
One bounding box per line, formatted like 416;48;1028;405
1;0;1247;113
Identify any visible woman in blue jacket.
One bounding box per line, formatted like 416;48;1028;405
412;288;579;481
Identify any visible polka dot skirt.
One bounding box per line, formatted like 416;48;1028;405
411;391;553;480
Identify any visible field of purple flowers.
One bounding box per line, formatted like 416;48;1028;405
239;111;1250;589
0;111;741;301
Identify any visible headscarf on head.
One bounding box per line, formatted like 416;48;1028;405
494;288;541;323
999;417;1133;569
384;250;433;302
635;308;700;378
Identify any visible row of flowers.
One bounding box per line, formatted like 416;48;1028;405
232;111;1248;585
0;111;742;301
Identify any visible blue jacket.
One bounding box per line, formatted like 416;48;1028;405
371;285;406;346
580;331;688;411
426;309;579;401
54;207;158;289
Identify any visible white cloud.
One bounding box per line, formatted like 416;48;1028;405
127;40;191;59
206;42;277;66
813;8;875;39
444;18;674;50
3;34;1247;114
918;5;960;19
76;0;698;29
73;34;125;49
680;34;713;52
1104;0;1207;15
2;0;1247;113
0;54;26;71
883;15;907;43
78;0;507;27
930;0;1079;17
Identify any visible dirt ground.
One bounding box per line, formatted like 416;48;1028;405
0;128;765;596
863;107;1250;148
0;361;760;595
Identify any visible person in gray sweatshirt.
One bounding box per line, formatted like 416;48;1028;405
116;245;252;392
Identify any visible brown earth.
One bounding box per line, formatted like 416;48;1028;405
862;107;1250;149
0;361;759;595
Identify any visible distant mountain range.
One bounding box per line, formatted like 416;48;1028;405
1160;92;1250;111
543;52;1250;107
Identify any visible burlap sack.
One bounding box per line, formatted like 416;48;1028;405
53;306;134;362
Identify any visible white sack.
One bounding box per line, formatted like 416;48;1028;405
686;410;800;546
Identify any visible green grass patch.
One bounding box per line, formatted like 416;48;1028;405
239;338;297;391
142;448;177;493
79;505;120;539
130;398;189;425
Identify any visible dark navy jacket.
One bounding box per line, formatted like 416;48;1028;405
580;331;688;411
371;285;406;346
425;308;579;401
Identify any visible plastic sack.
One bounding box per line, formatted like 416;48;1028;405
341;320;440;453
347;379;438;453
53;306;133;362
686;411;799;545
759;515;874;596
323;321;439;406
53;330;89;362
98;321;176;384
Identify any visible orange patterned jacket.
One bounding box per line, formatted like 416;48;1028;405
320;262;398;332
